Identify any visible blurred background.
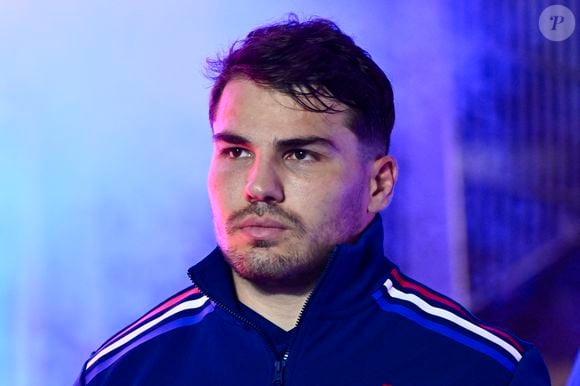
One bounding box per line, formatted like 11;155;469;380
0;0;578;385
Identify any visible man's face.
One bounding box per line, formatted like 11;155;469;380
208;78;375;290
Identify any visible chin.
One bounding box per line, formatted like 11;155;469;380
252;239;280;249
223;240;333;290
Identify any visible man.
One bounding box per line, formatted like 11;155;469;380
75;17;550;385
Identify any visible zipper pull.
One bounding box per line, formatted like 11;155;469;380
272;353;288;386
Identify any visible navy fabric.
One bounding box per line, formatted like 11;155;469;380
75;215;551;386
238;302;295;358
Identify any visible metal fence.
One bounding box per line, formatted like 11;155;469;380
454;0;579;308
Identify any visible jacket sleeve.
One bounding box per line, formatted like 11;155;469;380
508;347;551;386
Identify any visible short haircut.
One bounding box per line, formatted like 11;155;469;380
207;15;395;156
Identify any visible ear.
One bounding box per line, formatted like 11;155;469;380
367;155;398;213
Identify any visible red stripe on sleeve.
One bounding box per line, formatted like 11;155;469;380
99;287;201;350
389;268;524;353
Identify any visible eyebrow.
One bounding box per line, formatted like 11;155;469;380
212;133;250;145
276;136;338;151
213;132;338;151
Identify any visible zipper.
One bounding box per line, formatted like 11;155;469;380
271;247;339;385
272;351;288;385
188;246;338;386
187;270;286;385
294;247;337;325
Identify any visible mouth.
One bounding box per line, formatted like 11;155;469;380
235;217;289;240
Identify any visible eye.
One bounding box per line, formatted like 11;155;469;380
285;149;316;161
222;147;252;159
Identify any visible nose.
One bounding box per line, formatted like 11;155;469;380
244;157;284;204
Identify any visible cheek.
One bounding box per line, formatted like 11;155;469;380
288;174;348;210
208;163;228;211
208;162;246;210
317;173;367;211
207;168;232;236
207;164;220;203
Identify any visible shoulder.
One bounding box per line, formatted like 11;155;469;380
372;267;541;375
79;285;214;385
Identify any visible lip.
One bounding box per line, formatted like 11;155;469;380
237;217;288;229
236;217;289;240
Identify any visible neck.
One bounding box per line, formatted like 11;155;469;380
232;271;313;331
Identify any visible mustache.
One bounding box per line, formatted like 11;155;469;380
227;203;305;233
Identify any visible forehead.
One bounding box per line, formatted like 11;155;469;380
213;78;355;142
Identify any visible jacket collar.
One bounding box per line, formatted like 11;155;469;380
305;214;393;316
188;214;394;317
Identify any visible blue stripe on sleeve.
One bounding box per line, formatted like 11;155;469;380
85;303;215;384
373;291;516;372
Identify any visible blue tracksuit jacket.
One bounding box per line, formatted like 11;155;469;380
75;216;551;385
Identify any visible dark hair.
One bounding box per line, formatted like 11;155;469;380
207;15;395;155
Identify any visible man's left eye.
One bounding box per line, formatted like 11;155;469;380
285;150;316;161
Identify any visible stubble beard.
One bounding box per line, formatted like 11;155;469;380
216;187;366;293
224;228;335;293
